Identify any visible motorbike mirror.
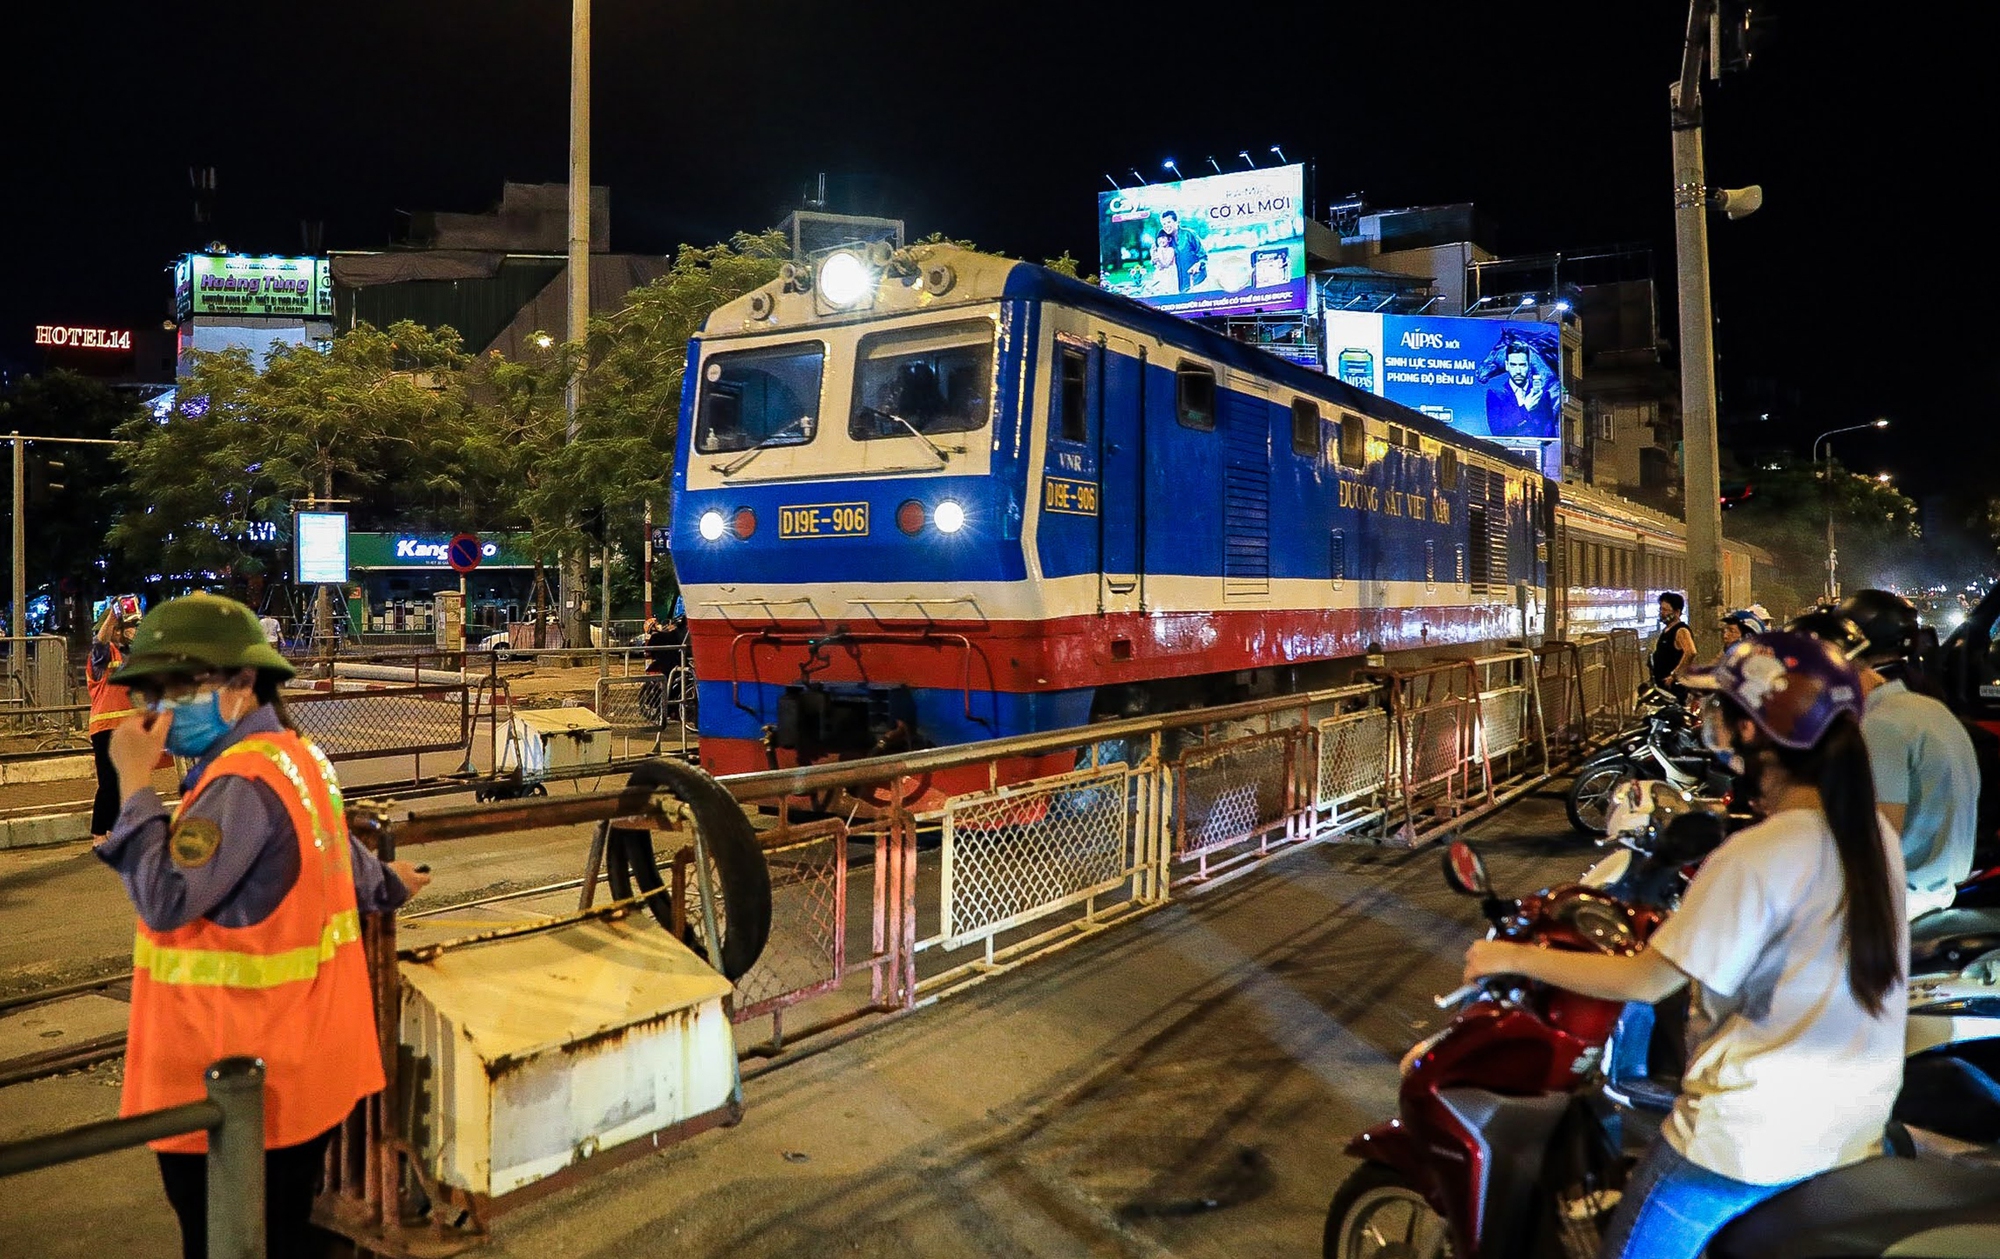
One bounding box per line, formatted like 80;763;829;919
1442;841;1493;898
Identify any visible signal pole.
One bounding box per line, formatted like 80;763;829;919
1672;0;1726;650
561;0;591;647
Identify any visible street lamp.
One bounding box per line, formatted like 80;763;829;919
1813;419;1890;601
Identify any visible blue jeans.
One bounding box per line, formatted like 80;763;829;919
1598;1139;1796;1259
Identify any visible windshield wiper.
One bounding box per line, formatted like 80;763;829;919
714;415;812;475
857;406;951;465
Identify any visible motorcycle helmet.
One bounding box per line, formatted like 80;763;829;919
1684;631;1864;762
1835;588;1921;665
1784;609;1870;661
1720;608;1767;640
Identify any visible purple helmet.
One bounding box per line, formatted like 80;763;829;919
1683;630;1864;750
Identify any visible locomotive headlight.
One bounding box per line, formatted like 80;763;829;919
934;500;966;534
817;251;872;308
698;510;727;542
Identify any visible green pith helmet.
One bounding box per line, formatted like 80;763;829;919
110;592;295;686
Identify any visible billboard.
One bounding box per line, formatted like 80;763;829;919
1324;311;1565;441
1098;165;1308;317
176;255;333;320
295;511;350;584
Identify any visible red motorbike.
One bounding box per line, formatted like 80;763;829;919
1324;841;1656;1259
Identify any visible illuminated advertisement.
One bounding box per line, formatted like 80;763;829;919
295;511;350;584
176;255;333;320
1098;165;1307;317
1324;311;1564;441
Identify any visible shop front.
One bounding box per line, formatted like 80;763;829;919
347;531;542;639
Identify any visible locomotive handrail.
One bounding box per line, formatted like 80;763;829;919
725;626;998;725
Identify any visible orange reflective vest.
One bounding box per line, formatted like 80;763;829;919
122;730;384;1153
87;642;138;735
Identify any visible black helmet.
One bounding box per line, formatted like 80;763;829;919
1835;588;1920;663
1785;610;1869;660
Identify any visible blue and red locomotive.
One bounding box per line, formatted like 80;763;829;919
670;245;1701;787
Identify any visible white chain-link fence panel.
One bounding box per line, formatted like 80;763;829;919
937;765;1135;948
1174;732;1292;860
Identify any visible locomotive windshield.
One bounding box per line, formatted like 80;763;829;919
695;342;824;455
848;320;994;442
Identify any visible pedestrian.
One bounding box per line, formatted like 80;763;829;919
95;592;432;1259
1793;590;1980;919
1466;631;1905;1259
86;603;141;845
1651;591;1698;700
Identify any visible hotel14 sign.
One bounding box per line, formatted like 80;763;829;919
35;325;133;351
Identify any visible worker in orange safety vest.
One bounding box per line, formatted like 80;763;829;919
97;592;432;1259
87;603;141;843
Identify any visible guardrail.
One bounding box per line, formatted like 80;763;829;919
1;635;74;736
0;1057;267;1258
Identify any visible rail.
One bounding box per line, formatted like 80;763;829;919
0;1058;267;1258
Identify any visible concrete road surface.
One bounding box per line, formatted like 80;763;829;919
0;788;1594;1258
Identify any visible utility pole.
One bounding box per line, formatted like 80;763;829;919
9;433;22;641
561;0;592;648
1672;0;1725;652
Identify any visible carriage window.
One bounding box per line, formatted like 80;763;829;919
1291;398;1319;456
849;319;995;441
1337;413;1368;468
1437;448;1459;491
1175;362;1216;431
695;342;824;454
1057;346;1089;443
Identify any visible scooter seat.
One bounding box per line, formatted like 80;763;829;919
1707;1155;2000;1258
1910;907;2000;974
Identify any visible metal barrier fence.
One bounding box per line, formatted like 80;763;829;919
0;1057;267;1258
1;635;74;735
292;647;1654;1253
591;664;695;757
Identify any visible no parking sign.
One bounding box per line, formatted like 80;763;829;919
447;533;483;574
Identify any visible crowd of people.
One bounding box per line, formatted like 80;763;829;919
1467;585;1984;1257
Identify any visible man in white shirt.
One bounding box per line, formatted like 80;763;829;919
1801;591;1979;919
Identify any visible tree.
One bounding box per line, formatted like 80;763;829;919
111;321;469;633
1724;459;1921;613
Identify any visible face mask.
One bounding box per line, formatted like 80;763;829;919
162;689;234;758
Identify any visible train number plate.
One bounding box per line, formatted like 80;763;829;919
1043;477;1099;516
779;502;870;539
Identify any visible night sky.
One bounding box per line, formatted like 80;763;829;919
6;2;1992;502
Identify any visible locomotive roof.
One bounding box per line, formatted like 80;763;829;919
704;246;1529;468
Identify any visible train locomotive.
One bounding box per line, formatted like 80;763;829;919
669;244;1737;789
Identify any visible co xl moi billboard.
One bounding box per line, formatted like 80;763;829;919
1325;311;1564;441
1098;165;1307;317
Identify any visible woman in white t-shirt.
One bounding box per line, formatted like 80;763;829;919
1466;631;1907;1259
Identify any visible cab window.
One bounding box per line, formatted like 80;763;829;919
1057;346;1089;443
849;319;995;441
1176;362;1216;431
694;342;823;454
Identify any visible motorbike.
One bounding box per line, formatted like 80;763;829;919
1324;839;2000;1259
1565;688;1729;835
